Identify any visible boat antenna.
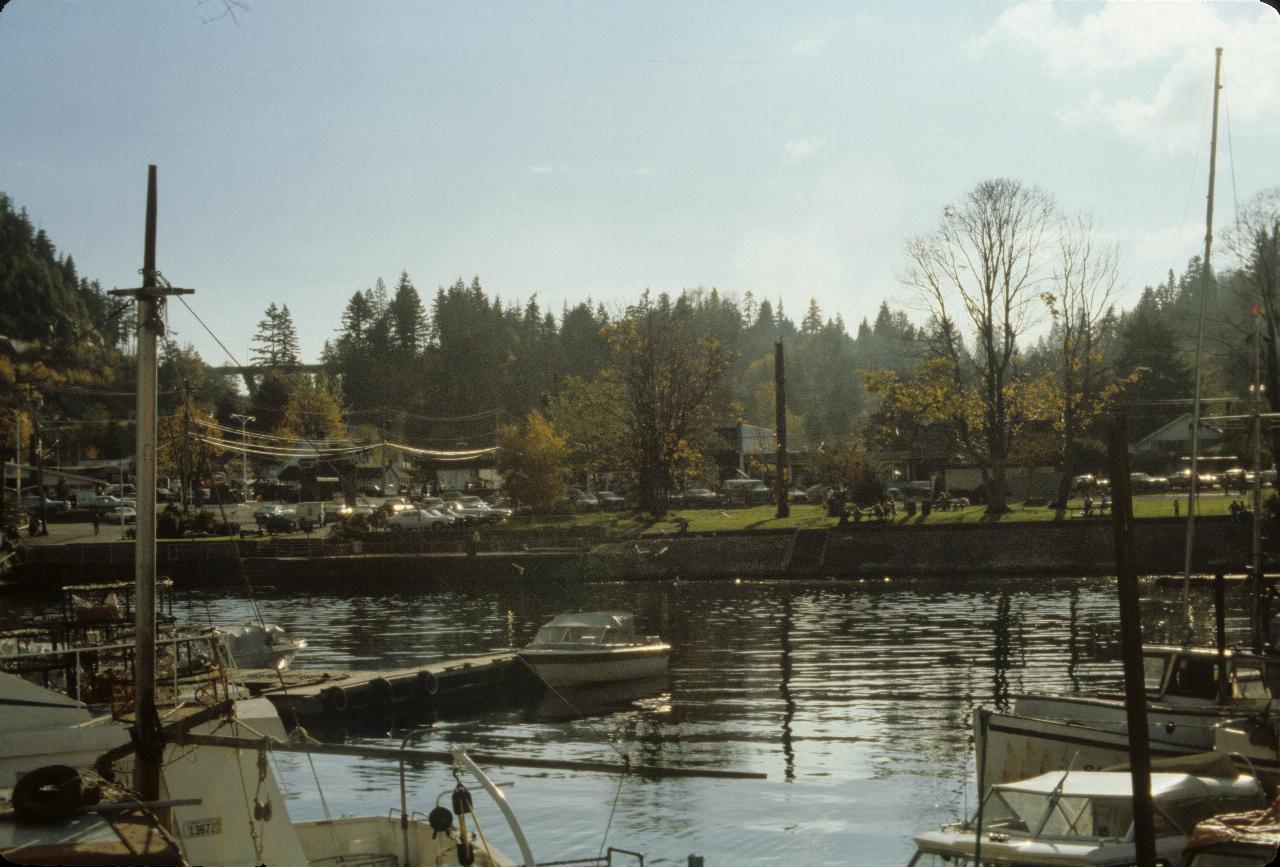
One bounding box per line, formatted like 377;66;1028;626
1181;46;1224;637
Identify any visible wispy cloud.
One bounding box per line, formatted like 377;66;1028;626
632;167;654;177
784;136;827;162
529;165;555;174
970;2;1280;153
790;33;825;55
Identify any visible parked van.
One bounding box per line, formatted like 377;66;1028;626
721;478;772;506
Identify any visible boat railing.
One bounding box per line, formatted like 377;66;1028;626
537;847;646;866
0;631;234;712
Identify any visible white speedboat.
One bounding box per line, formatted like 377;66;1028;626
211;621;307;670
519;611;671;688
907;760;1267;867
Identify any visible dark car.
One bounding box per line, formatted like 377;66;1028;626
595;490;626;510
261;511;299;534
680;487;724;508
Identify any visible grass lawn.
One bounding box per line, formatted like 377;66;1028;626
624;492;1243;535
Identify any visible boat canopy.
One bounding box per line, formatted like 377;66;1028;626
996;770;1258;801
528;611;641;647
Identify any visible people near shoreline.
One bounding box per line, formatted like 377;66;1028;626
1173;499;1180;517
1083;494;1093;517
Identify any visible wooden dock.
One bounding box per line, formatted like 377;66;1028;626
234;651;536;718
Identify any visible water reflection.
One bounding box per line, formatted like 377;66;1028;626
0;574;1263;865
779;592;796;782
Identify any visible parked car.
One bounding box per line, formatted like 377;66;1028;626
595;490;626;510
565;488;600;511
323;503;353;522
89;495;126;511
253;503;289;522
381;497;413;513
388;508;453;530
260;510;299;533
444;500;488;523
457;495;511;521
22;495;68;512
104;505;137;524
679;488;723;508
720;479;772;506
1129;472;1170;493
787;487;808;504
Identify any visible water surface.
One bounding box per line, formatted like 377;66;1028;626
3;574;1250;865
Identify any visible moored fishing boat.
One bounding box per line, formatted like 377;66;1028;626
976;644;1280;787
906;757;1267;867
519;611;671;688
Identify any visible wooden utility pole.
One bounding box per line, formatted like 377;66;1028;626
774;340;789;519
1108;411;1156;866
108;166;193;803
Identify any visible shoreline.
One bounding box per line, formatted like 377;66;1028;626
9;514;1259;589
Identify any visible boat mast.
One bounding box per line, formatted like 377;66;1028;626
109;166;193;801
1182;46;1223;630
1252;311;1264;651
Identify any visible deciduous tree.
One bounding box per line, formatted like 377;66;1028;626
902;178;1055;512
497;409;568;508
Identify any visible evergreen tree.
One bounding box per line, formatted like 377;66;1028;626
389;271;426;354
801;298;823;334
250;303;300;367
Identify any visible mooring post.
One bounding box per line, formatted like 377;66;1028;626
1215;571;1229;704
774;340;789;519
1108;410;1156;866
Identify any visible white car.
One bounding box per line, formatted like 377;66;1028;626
105;505;137;525
457;495;512;522
388;508;453;530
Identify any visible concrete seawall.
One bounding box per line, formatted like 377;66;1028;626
14;515;1259;588
585;516;1257;580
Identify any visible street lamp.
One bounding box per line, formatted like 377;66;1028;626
230;413;255;501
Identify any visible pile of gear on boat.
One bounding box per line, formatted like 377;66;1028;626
904;635;1280;866
0;595;678;866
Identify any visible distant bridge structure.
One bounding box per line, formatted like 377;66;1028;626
209;363;326;394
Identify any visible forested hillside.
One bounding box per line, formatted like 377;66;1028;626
3;182;1277;510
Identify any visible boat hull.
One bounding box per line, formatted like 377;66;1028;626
975;707;1200;788
518;645;670;688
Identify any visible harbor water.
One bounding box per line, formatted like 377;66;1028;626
1;574;1255;866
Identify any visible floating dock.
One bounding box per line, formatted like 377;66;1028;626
234;651;536;719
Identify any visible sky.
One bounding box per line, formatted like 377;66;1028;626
2;1;1278;366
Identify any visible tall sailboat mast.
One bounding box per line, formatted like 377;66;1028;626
1181;47;1224;629
108;166;193;800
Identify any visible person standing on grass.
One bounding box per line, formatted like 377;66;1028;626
92;510;100;535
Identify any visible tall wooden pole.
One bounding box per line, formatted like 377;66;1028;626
1182;46;1224;629
109;166;193;803
774;340;789;519
1108;411;1156;866
134;166;164;801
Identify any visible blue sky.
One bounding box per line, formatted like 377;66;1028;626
2;1;1277;365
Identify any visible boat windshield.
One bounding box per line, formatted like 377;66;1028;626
978;790;1147;840
1144;653;1170;693
531;625;602;645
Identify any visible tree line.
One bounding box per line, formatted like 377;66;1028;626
2;180;1277;516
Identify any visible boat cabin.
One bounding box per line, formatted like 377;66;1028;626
907;771;1266;867
528;612;647;648
1142;645;1278;706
